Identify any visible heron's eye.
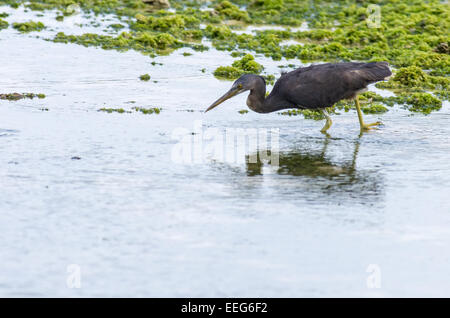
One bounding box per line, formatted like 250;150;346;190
238;84;243;89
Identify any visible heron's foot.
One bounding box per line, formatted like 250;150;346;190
320;117;332;134
360;121;382;131
320;126;330;134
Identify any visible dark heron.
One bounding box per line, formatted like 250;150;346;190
205;62;392;133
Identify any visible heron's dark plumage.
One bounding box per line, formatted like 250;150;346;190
206;61;392;130
266;61;392;112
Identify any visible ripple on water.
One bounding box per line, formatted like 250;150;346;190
0;129;19;137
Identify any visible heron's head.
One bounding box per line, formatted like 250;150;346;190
205;74;264;112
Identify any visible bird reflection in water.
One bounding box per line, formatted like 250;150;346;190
245;138;383;201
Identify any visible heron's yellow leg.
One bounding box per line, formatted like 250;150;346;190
355;96;382;131
320;109;333;134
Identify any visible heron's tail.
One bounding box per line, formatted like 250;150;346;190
362;62;392;82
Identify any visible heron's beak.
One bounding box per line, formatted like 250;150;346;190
205;87;241;112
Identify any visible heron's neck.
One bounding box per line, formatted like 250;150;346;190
247;80;273;113
247;89;265;113
247;83;290;113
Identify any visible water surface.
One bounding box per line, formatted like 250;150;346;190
1;6;450;297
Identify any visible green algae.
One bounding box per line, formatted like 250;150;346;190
336;91;441;115
203;1;449;83
25;0;445;84
0;18;8;30
279;109;325;120
2;0;448;116
214;54;263;80
4;0;144;17
98;108;131;113
203;25;232;40
332;92;392;114
213;66;243;79
214;1;250;22
360;103;389;115
232;54;263;73
24;2;54;11
392;66;427;87
132;13;200;33
12;21;45;33
98;106;162;114
53;31;181;54
139;73;151;81
0;93;45;100
375;66;449;102
231;51;245;57
133;106;161;114
263;74;275;85
249;0;284;11
403;93;442;114
238;109;248;114
277;89;437;118
108;23;125;30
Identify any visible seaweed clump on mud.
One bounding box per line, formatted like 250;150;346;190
139;73;151;81
52;31;182;55
359;103;389;114
376;66;449;102
278;90;406;119
278;100;388;119
98;106;161;114
108;23;125;30
392;66;428;87
132;13;200;33
278;108;328;120
0;18;8;30
12;21;45;33
133;106;161;114
214;1;250;22
402;93;442;114
0;93;45;100
214;54;263;80
335;91;441;115
98;108;131;113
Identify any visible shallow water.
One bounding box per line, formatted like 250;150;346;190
230;21;309;35
1;7;450;297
